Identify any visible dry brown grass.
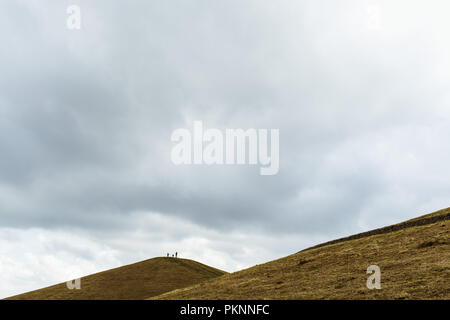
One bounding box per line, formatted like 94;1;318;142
6;257;226;300
153;209;449;300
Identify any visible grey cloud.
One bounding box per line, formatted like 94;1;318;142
0;0;450;297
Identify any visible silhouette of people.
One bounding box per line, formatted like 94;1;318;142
166;252;178;258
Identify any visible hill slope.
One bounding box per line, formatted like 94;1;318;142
154;208;450;300
7;257;226;300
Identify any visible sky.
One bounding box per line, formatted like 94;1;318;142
1;0;450;298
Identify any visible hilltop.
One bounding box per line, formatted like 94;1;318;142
7;257;226;300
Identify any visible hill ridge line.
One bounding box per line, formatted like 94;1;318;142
300;208;450;252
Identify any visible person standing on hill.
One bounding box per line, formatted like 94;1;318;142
175;252;178;258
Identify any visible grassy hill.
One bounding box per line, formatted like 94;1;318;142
6;257;226;300
7;207;449;300
153;207;449;300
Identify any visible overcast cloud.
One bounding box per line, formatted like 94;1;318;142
0;0;449;298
